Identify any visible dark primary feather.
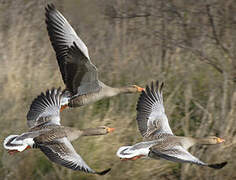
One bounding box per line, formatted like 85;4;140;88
150;145;227;169
136;80;172;137
45;3;90;60
65;42;101;95
45;4;69;82
150;145;203;164
45;4;101;96
136;84;155;136
96;168;111;175
27;88;62;128
208;162;227;169
35;137;109;174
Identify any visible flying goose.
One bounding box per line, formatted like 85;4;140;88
116;81;227;169
3;88;114;175
45;4;144;111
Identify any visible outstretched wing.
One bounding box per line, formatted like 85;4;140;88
45;4;101;95
136;80;173;137
150;145;227;169
26;88;62;128
35;137;110;175
151;145;206;165
64;42;101;96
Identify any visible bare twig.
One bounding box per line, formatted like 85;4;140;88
206;4;231;56
154;32;223;73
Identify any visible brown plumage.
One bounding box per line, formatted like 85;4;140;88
3;88;114;175
117;80;227;169
45;4;144;110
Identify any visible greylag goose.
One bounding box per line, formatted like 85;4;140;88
116;81;227;169
3;88;114;175
45;4;144;111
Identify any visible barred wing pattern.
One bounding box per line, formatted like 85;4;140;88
45;4;101;96
27;88;62;128
36;137;96;173
65;42;101;96
150;145;227;169
136;81;173;137
35;137;111;174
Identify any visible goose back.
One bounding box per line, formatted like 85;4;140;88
68;82;119;107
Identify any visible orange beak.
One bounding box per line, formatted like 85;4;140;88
106;127;115;133
133;85;145;92
217;138;225;143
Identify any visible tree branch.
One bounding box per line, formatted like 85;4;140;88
206;4;230;56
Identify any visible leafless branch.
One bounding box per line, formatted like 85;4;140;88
206;4;231;56
154;32;223;74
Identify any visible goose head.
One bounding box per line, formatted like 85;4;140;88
82;126;115;136
96;126;115;134
199;136;225;144
121;85;144;93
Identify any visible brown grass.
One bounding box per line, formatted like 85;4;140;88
0;0;236;180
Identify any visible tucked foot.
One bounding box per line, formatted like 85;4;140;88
24;145;31;151
8;150;19;155
131;155;145;160
121;155;144;161
60;104;68;112
7;145;31;155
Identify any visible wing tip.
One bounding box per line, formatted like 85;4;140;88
45;3;56;12
144;80;164;95
45;3;57;23
208;161;227;169
26;87;62;121
136;79;164;111
96;168;111;175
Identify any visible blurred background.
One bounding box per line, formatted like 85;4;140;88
0;0;236;179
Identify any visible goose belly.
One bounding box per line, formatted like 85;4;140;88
69;91;107;107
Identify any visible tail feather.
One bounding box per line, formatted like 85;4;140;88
116;146;133;159
3;135;28;152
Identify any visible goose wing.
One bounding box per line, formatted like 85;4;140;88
150;145;227;169
45;4;101;96
136;80;173;137
35;137;110;175
64;42;101;96
27;88;62;128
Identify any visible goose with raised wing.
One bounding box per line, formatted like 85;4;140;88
3;88;114;175
45;4;144;111
116;81;227;169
